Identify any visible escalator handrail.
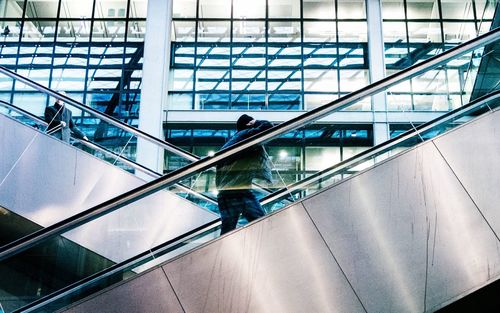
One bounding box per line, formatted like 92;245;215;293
0;66;199;162
0;27;498;262
261;90;500;205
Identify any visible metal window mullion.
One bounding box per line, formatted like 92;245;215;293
403;0;415;111
300;0;304;110
265;0;269;109
229;0;233;109
9;0;28;105
83;0;97;105
192;0;200;110
48;0;64;96
472;0;479;34
335;0;340;100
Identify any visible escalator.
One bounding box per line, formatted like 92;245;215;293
59;97;499;313
0;110;219;310
0;25;495;312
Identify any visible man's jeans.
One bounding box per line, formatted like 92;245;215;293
217;189;265;235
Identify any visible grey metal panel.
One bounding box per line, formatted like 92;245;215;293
433;109;500;234
0;114;40;181
163;203;366;313
302;143;500;313
0;114;218;262
61;268;183;313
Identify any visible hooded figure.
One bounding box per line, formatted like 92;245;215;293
215;114;273;234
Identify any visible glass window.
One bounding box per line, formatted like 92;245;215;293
406;0;440;19
305;147;340;171
269;0;301;18
231;94;266;110
407;22;442;43
268;69;301;92
233;0;265;18
337;0;366;19
475;0;496;19
268;93;301;110
384;22;408;67
268;21;301;43
441;0;474;19
343;146;369;160
304;69;338;92
170;69;194;91
0;0;25;18
413;94;449;111
23;21;57;42
128;21;146;41
172;21;196;42
12;92;48;115
51;68;87;90
168;93;193;110
196;69;230;92
95;0;128;18
196;45;230;67
412;69;447;93
60;0;93;18
387;94;412;111
442;22;477;44
232;46;266;68
173;0;196;18
303;22;336;43
303;0;335;19
0;21;21;41
57;20;91;42
197;93;230;110
92;20;127;40
26;0;59;18
198;21;230;42
339;69;368;92
233;21;265;43
382;0;405;19
129;0;147;18
303;44;337;67
304;94;338;110
338;22;367;42
268;146;302;186
199;0;231;18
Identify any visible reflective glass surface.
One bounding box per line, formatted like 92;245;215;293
169;0;370;111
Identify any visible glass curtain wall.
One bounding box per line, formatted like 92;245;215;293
0;0;147;137
382;0;497;111
165;123;373;191
169;0;369;111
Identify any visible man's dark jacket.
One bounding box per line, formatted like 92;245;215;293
216;120;273;191
44;103;85;143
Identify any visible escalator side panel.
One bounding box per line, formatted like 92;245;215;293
0;114;218;263
433;111;500;237
303;127;500;312
65;203;366;313
61;268;184;313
